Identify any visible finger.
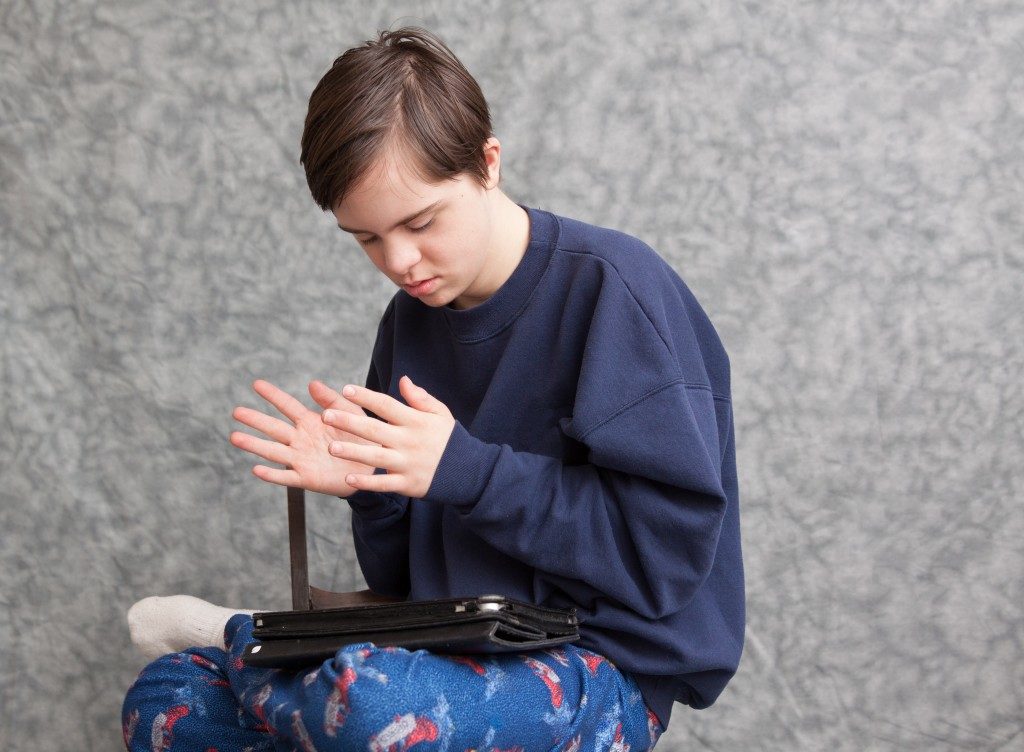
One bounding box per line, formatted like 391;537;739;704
399;375;446;415
230;430;294;467
309;380;363;415
252;379;308;424
322;409;398;447
253;464;303;487
232;406;295;445
346;469;404;494
339;383;416;425
328;441;404;470
308;379;343;410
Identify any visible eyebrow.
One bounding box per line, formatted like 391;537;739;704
337;199;445;235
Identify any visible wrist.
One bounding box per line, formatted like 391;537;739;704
421;421;501;507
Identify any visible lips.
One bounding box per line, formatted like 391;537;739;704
403;277;438;295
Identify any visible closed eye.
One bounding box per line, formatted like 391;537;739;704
358;219;433;245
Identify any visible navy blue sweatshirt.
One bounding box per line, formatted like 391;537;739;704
345;204;745;729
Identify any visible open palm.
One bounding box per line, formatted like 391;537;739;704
229;378;379;497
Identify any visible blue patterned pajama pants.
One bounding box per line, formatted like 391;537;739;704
121;613;664;751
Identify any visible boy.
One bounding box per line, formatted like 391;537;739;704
123;26;744;751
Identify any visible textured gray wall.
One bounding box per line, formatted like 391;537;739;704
2;1;1022;750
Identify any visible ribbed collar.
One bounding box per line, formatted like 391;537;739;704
439;203;559;343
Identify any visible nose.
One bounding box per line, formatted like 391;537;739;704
381;240;422;277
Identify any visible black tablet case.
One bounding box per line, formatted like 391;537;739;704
241;594;580;669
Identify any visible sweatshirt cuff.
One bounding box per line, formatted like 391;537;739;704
345;467;406;519
346;492;405;519
423;420;502;508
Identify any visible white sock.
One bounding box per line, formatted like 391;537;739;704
126;594;258;660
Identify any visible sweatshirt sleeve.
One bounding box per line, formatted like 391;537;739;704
345;358;411;599
421;378;729;621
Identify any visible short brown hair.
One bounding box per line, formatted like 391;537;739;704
300;26;496;213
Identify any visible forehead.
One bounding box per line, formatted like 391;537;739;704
334;147;442;218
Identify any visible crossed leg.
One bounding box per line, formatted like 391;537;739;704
122;614;664;751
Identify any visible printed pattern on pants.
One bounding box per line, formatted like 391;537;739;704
122;613;665;751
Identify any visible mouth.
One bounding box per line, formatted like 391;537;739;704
403;277;438;295
403;276;436;290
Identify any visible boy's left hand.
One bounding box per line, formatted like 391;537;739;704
321;375;456;498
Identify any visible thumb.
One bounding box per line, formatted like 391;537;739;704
400;375;442;413
309;379;360;414
308;379;341;409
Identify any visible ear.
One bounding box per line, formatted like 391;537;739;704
482;136;502;189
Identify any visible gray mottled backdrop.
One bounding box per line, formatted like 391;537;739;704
2;1;1022;750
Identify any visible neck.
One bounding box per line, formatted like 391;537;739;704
451;193;530;310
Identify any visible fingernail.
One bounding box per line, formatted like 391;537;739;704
343;385;355;396
323;410;335;422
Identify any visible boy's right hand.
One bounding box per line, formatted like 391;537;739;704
230;378;379;498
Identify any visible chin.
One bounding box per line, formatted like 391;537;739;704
423;282;462;308
414;289;459;308
420;297;451;308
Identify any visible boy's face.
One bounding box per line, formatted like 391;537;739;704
333;139;502;310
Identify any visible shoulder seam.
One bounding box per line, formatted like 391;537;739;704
555;244;676;363
575;379;729;442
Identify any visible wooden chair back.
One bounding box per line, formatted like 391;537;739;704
287;486;399;610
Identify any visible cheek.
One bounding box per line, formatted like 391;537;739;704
363;248;388;273
425;238;460;271
443;226;487;272
363;249;402;282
